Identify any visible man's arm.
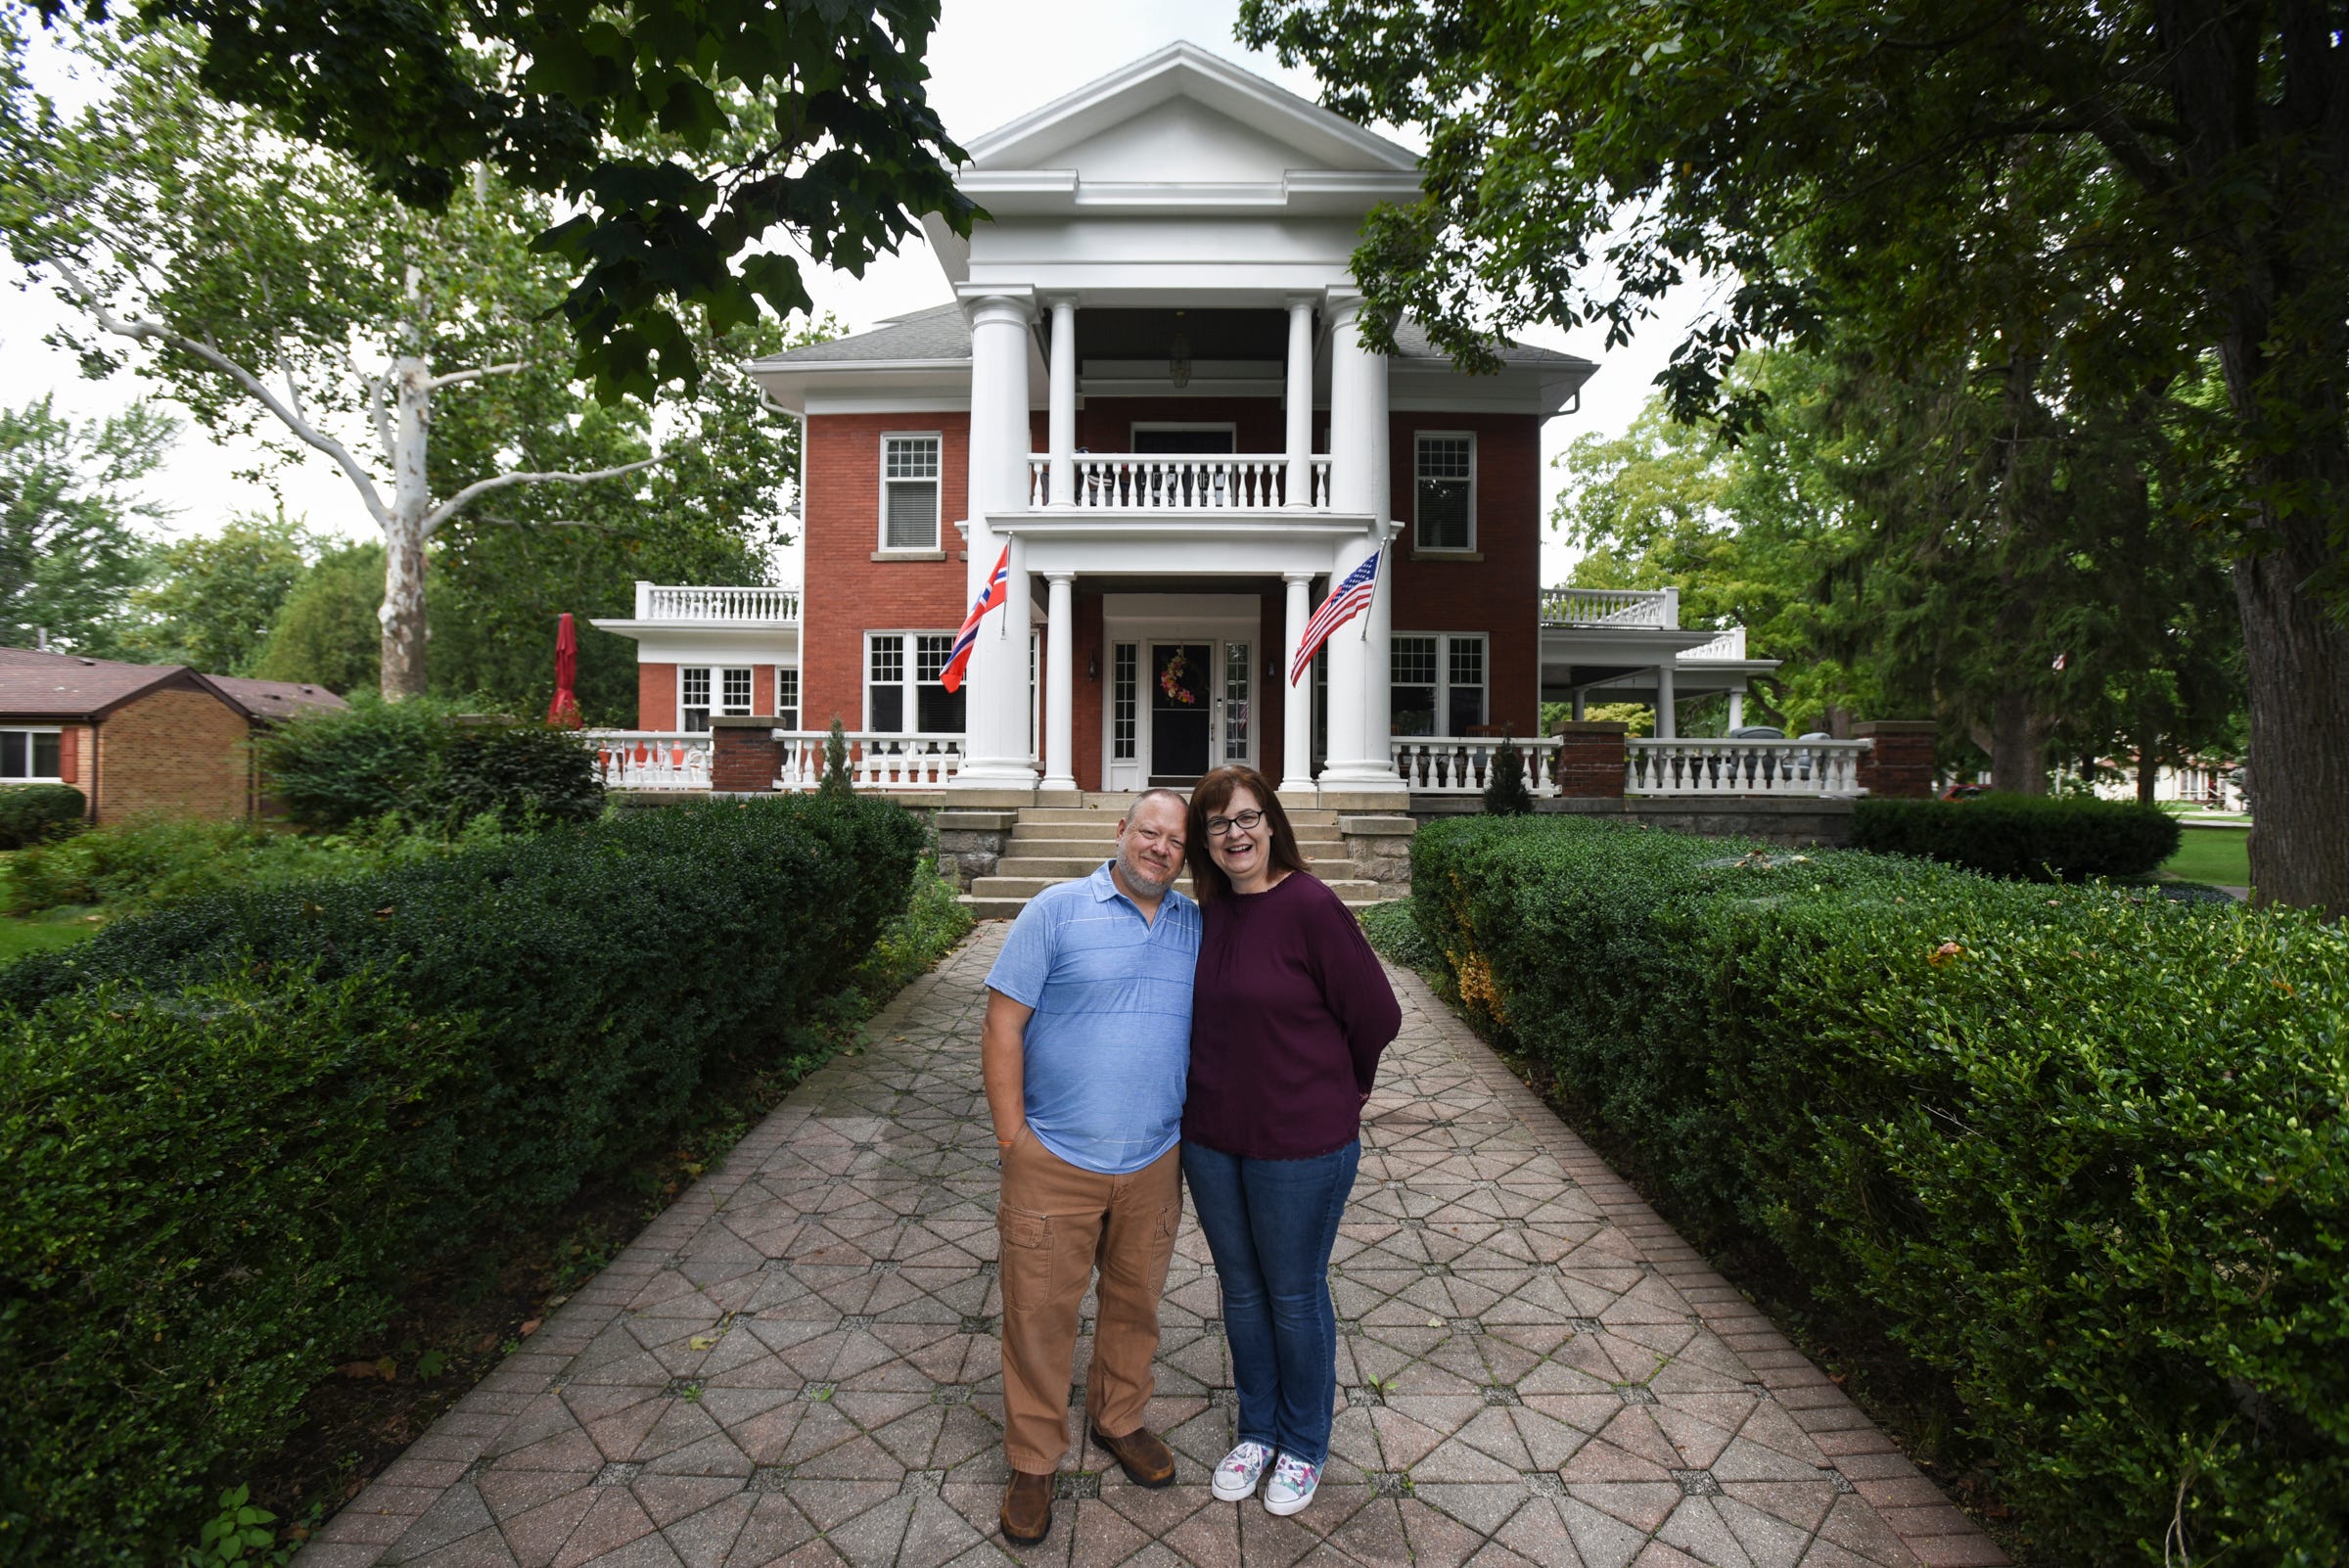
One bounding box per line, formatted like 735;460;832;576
981;989;1035;1151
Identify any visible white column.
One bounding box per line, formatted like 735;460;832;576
953;290;1039;788
1318;296;1402;788
1654;664;1678;739
1571;690;1587;722
1727;689;1744;729
1279;571;1316;793
1283;297;1315;508
1041;573;1076;792
1047;299;1077;509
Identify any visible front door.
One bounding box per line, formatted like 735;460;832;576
1150;643;1213;784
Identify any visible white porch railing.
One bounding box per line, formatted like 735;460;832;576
1679;625;1748;662
775;731;963;790
1025;453;1334;510
633;582;801;623
1540;586;1680;628
590;732;713;790
1626;738;1869;796
1393;737;1564;796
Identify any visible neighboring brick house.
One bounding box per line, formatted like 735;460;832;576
591;45;1786;804
0;647;347;823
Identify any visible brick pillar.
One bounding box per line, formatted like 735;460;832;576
1551;720;1629;799
1854;719;1937;798
710;715;781;793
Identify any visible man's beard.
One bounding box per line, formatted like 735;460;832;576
1118;847;1177;899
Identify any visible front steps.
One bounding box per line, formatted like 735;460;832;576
957;799;1391;919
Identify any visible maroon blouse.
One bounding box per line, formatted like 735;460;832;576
1182;871;1404;1160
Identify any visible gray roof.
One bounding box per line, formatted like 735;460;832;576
755;302;1589;370
209;675;350;723
0;646;199;719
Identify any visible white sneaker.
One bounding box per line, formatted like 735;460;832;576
1262;1453;1320;1516
1211;1440;1274;1502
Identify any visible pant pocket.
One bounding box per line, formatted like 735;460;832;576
997;1204;1054;1310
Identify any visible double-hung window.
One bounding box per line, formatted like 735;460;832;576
867;633;966;735
774;669;800;731
680;667;752;731
881;435;943;550
1414;433;1476;551
0;726;63;781
1390;634;1488;736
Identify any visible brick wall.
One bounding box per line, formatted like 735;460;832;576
637;663;676;730
95;685;252;821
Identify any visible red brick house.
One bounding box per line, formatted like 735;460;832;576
0;647;346;823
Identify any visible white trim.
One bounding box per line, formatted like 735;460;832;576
863;629;969;737
1413;431;1477;553
676;665;754;732
0;724;64;783
1390;631;1488;738
877;431;944;552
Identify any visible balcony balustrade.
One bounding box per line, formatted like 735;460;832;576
631;583;801;623
1539;586;1680;628
1626;737;1868;797
1678;625;1748;662
1024;452;1333;510
586;729;959;791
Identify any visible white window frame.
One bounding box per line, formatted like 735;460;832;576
774;669;800;731
1413;431;1478;552
864;631;966;737
678;666;754;732
0;725;65;782
877;432;944;552
1390;632;1489;737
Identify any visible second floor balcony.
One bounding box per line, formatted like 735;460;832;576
1025;451;1334;510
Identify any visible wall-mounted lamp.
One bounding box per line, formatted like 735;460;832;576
1265;652;1279;680
1086;652;1099;681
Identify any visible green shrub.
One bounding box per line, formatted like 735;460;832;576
1359;898;1440;972
0;971;472;1564
1851;792;2182;880
1480;732;1535;815
0;783;86;849
1412;816;2348;1565
415;720;603;830
0;815;459;917
0;795;927;1562
248;694;464;830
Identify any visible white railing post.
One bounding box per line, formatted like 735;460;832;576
1388;737;1561;797
1620;737;1870;798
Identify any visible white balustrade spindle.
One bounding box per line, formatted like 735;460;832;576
774;731;964;791
1538;587;1677;627
1624;737;1870;797
584;731;714;790
1390;736;1561;796
640;584;801;623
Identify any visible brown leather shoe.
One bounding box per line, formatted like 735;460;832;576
999;1469;1054;1545
1090;1423;1176;1489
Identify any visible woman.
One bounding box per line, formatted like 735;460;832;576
1181;764;1402;1516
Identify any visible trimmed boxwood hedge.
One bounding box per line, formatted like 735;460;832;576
0;794;925;1566
1850;792;2182;880
1409;817;2346;1566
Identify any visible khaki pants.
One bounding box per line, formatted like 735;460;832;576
995;1130;1182;1473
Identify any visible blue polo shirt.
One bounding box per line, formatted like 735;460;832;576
985;861;1200;1175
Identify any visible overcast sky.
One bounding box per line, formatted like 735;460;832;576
1;0;1712;584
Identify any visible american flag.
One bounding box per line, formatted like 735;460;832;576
1289;547;1383;685
940;546;1010;693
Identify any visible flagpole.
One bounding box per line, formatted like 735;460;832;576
1359;533;1384;641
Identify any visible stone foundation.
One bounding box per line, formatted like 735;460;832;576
1410;794;1860;847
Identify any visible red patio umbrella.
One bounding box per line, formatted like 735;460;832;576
547;612;583;728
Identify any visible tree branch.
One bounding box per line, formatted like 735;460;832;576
423;361;528;392
333;343;398;467
421;451;670;535
46;256;392;530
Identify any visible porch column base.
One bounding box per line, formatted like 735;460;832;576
1312;786;1410;811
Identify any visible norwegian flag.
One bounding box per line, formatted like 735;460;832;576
1289;548;1383;685
940;546;1010;693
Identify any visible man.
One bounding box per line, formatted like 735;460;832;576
981;789;1199;1547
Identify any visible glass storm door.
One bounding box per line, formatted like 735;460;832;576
1149;643;1213;782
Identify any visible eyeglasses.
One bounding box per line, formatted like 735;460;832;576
1206;809;1266;837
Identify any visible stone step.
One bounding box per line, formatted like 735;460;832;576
958;892;1397;920
993;855;1369;880
1017;806;1341;827
971;874;1389;901
1004;828;1347;850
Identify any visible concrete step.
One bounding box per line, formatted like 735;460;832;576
971;874;1389;901
959;891;1398;920
1004;827;1347;850
1017;806;1341;827
994;855;1369;880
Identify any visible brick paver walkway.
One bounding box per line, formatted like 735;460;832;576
299;924;2006;1568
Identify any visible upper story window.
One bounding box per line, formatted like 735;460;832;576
881;435;943;550
1391;633;1488;737
680;667;753;732
1;726;63;781
1415;433;1476;551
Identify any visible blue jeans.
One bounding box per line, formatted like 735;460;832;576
1179;1140;1359;1468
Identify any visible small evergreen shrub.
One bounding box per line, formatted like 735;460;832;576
415;720;603;829
1851;793;2181;880
249;695;465;830
818;715;854;800
1410;816;2347;1565
1480;731;1535;815
0;783;85;849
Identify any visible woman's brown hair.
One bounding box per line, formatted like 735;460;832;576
1185;764;1310;902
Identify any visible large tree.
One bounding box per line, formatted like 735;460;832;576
120;507;313;674
0;22;794;699
0;392;172;655
1241;0;2349;910
15;0;970;396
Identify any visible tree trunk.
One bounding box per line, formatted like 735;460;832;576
2234;535;2349;911
379;356;432;699
1988;689;2046;794
2137;732;2158;806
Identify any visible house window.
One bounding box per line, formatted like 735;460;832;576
881;435;942;549
679;667;752;731
1223;640;1251;761
867;633;966;734
1414;434;1475;551
1113;643;1137;760
775;669;800;731
1391;634;1488;736
1;727;63;781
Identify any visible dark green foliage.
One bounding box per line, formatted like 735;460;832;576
818;716;854;801
1851;794;2182;881
1480;732;1534;815
1356;899;1437;973
419;721;603;830
0;971;473;1565
248;695;463;831
0;795;926;1563
0;782;84;848
1410;816;2348;1565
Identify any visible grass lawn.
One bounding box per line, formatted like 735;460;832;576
0;908;103;963
2164;824;2251;888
